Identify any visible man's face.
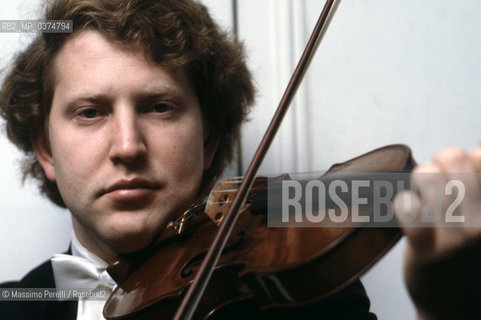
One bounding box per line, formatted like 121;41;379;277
34;30;216;260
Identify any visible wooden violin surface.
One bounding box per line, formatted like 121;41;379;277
104;144;415;320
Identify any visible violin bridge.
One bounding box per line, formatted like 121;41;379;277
205;176;258;226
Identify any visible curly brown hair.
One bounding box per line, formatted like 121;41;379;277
0;0;254;208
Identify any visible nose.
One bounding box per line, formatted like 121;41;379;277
109;107;147;164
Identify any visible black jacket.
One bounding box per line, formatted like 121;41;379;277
0;259;376;320
0;259;77;320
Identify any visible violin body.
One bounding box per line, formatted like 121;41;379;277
104;144;415;319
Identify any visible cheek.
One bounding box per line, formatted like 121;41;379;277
49;129;104;195
170;133;204;174
159;122;206;181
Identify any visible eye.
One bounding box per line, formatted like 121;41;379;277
78;108;101;119
149;103;173;113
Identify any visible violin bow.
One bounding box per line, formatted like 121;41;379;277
174;0;341;318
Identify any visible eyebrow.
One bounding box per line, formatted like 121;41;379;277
63;94;112;110
134;87;183;102
63;86;185;108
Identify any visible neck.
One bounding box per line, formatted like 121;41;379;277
71;221;119;264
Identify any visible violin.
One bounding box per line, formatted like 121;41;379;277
103;1;416;318
103;144;414;319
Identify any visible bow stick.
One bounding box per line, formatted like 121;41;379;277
174;0;341;318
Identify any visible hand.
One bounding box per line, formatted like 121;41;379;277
393;141;481;320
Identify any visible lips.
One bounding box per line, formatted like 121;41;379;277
101;178;160;203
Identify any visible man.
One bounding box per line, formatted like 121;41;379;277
0;0;376;319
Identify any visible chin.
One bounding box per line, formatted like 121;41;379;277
105;220;164;254
108;232;156;254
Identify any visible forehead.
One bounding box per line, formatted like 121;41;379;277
53;29;155;85
51;29;197;106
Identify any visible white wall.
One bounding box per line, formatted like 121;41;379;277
2;1;481;319
236;1;480;319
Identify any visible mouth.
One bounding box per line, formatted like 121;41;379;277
101;178;160;203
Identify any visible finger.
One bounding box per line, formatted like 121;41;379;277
410;163;450;227
468;147;481;204
465;146;481;196
435;146;481;203
432;147;479;221
469;146;481;173
394;190;435;254
433;147;471;172
433;147;481;238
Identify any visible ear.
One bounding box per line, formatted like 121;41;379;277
203;135;220;171
31;134;56;182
